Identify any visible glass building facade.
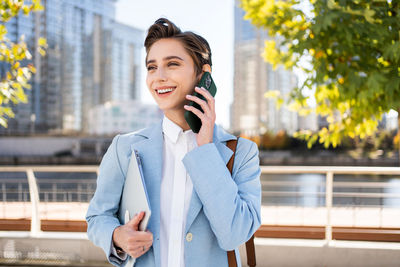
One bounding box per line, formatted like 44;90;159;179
0;0;143;135
111;23;143;103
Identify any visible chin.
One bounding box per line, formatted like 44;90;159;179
161;105;185;115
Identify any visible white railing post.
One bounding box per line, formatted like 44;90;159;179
26;169;41;236
325;171;334;243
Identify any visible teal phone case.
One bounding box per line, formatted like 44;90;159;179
184;72;217;133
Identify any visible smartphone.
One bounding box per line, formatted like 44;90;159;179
184;71;217;133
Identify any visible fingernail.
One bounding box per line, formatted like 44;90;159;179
184;105;188;108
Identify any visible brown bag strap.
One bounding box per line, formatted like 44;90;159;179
226;138;256;267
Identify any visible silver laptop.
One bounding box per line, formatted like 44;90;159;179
118;149;151;231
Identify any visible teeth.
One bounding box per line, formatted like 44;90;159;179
157;88;174;94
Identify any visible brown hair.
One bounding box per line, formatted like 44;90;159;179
144;18;212;76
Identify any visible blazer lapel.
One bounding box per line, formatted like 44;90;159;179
130;120;163;267
185;125;236;232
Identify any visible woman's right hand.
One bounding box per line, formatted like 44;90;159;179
112;211;153;258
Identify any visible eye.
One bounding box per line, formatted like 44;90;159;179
168;61;180;67
147;65;156;71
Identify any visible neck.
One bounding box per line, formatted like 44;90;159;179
164;110;191;131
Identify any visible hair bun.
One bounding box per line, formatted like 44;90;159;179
154;18;169;27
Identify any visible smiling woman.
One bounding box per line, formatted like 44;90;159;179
86;18;261;267
145;38;199;117
144;18;214;144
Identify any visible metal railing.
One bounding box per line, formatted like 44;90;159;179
260;166;400;241
0;166;98;236
1;165;400;242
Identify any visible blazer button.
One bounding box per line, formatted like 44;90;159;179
186;232;193;242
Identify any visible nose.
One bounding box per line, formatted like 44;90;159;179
155;67;168;82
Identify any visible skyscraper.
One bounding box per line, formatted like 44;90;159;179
0;0;142;135
111;22;143;103
232;2;298;136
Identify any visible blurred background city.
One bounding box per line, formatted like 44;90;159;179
0;0;399;266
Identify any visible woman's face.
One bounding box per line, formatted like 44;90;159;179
146;38;198;114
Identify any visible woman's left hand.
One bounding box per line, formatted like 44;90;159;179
184;86;216;147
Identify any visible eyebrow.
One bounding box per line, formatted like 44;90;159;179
146;56;184;65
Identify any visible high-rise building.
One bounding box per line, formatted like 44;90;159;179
232;2;299;136
0;0;142;135
111;23;143;102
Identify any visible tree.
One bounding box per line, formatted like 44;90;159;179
0;0;46;128
241;0;400;148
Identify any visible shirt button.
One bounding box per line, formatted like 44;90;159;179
186;232;193;242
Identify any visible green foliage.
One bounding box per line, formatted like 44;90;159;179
241;0;400;148
0;0;46;128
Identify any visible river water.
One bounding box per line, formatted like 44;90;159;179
1;172;400;208
261;173;400;207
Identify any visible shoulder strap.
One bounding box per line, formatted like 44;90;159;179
226;138;237;174
226;138;256;267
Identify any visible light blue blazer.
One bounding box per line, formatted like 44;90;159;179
86;120;262;267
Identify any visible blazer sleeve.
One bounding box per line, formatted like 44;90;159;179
85;135;127;266
182;138;262;251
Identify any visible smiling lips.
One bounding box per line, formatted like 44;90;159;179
155;86;176;97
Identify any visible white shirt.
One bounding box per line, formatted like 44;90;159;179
160;116;197;267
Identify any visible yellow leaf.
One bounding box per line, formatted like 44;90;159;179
276;98;284;108
16;87;27;103
22;6;30;15
38;47;46;56
264;90;280;98
262;40;280;67
0;117;8;128
38;37;47;47
27;64;36;73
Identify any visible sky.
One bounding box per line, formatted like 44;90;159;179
115;0;235;129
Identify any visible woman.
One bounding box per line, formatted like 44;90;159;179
86;18;261;267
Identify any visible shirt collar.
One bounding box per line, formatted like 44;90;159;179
162;116;193;144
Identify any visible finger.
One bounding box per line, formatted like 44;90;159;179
195;86;213;100
194;87;215;112
136;241;153;250
127;211;145;230
128;244;151;258
195;87;215;112
143;244;151;253
127;231;153;242
186;94;211;115
127;241;152;251
184;105;206;121
145;230;153;240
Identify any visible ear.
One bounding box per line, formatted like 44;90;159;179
202;64;211;74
